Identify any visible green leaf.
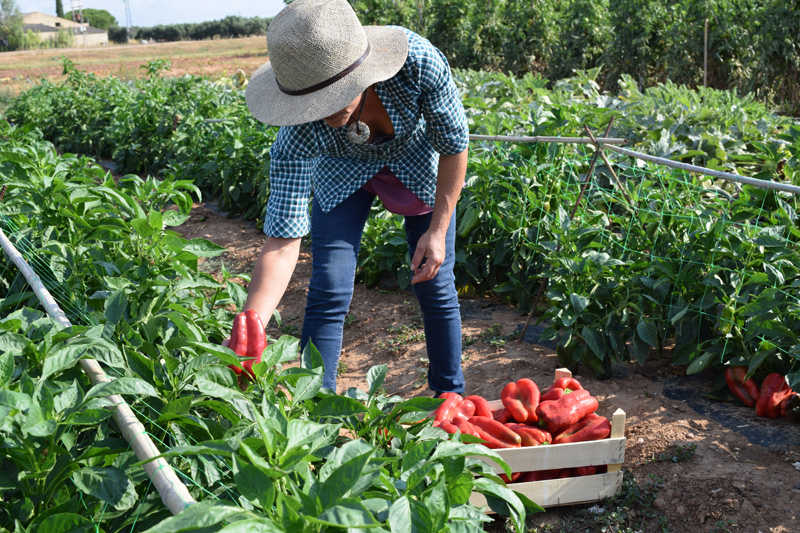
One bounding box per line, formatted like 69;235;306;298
388;496;413;533
636;318;659;348
147;209;164;231
104;290;128;325
472;477;527;533
71;467;137;511
217;519;282;533
309;395;368;418
191;342;241;366
580;327;605;360
686;351;715;375
141;502;246;533
318;449;373;509
0;351;13;385
367;364;387;398
42;337;124;380
0;332;28;354
569;293;589;313
35;513;95;533
0;389;31;411
84;377;159;402
183;238;226;257
163;210;190;227
314;499;379;528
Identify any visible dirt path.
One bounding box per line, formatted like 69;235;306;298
176;201;800;533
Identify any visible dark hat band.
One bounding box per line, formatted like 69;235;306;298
276;43;371;96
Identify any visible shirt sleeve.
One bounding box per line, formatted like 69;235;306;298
263;124;319;238
413;37;469;155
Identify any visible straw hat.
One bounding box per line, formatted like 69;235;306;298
246;0;409;126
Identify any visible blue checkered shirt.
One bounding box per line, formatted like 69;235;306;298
263;28;469;238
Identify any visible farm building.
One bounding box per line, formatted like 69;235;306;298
21;12;108;47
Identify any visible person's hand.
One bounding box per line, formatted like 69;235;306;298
410;228;447;284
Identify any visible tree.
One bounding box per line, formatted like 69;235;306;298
64;8;118;29
56;0;63;18
0;0;23;50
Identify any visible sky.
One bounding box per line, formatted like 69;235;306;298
17;1;286;28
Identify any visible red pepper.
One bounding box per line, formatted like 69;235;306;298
439;392;463;402
517;468;572;482
433;397;461;426
464;395;493;418
540;376;583;402
536;388;599;433
499;472;522;484
433;396;475;426
437;420;460;434
506;423;551;446
492;407;511;423
469;416;522;448
780;392;800;420
453;419;508;448
756;373;793;418
228;309;266;378
724;366;760;407
552;413;611;444
451;399;476;425
500;378;540;423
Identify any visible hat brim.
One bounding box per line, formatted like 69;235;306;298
246;26;409;126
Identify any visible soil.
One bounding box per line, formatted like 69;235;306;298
175;201;800;533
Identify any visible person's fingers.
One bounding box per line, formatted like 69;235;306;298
411;250;443;284
410;244;425;273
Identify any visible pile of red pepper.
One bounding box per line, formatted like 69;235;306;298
432;374;611;483
725;367;799;420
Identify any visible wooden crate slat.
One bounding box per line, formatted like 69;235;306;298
480;437;625;472
470;471;623;509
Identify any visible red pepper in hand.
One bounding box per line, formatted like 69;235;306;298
501;378;540;423
228;309;266;378
725;366;759;407
464;395;493;418
540;376;583;402
469;416;522;448
552;413;611;444
506;423;551;446
536;388;599;433
756;373;793;418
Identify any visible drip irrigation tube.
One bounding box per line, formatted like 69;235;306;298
0;227;196;516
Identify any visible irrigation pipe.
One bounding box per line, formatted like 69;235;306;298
595;142;800;195
471;132;800;195
469;134;626;145
0;227;196;516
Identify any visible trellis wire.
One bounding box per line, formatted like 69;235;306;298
0;227;196;516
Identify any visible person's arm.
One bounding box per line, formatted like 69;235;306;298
244;236;302;325
410;147;468;284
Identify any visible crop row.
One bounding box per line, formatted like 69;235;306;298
0;122;533;531
4;63;800;383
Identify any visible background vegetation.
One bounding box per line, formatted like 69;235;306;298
346;0;800;115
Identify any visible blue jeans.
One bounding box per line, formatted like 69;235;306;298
300;187;464;394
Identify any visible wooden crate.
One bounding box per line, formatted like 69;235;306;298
470;368;626;509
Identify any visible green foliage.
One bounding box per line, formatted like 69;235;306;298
5;62;799;384
351;0;800;114
55;0;63;18
131;15;270;43
0;121;539;530
64;8;118;30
